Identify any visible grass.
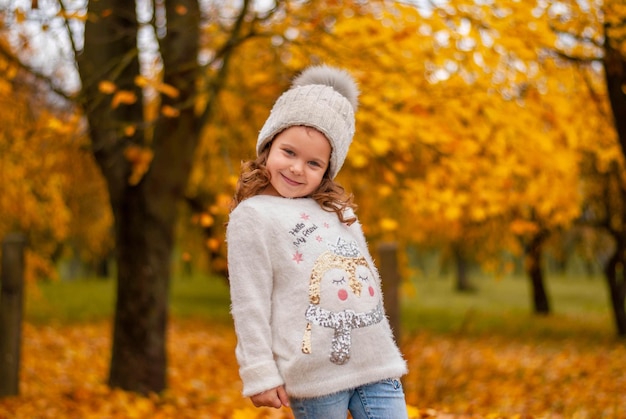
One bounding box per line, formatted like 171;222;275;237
24;272;616;342
168;275;232;324
25;278;115;324
402;274;614;343
25;274;232;325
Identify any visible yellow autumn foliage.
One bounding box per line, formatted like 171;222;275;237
3;0;624;280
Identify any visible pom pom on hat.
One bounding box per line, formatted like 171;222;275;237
292;65;359;111
257;65;359;179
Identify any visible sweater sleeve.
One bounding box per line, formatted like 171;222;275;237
226;204;284;397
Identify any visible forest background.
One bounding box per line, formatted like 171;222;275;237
1;0;626;417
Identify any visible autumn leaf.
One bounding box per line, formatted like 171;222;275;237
56;9;86;21
135;75;180;99
15;9;26;23
134;75;150;88
156;82;180;99
111;90;138;109
349;152;368;169
380;217;399;232
124;145;154;185
199;213;214;227
206;238;221;252
161;105;180;118
509;219;539;236
98;80;117;94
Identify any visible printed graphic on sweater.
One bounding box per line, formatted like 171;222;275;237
301;237;383;365
288;212;328;264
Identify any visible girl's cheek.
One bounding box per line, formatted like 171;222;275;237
338;289;348;301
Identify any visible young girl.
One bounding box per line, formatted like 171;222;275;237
227;65;408;418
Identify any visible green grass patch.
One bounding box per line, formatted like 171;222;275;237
24;272;616;343
402;274;614;343
25;278;115;324
169;275;231;324
25;274;232;325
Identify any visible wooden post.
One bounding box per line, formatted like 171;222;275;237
378;242;401;344
0;233;27;397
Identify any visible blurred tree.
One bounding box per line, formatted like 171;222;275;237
326;1;585;314
547;0;626;336
599;2;626;337
73;0;259;393
0;37;111;283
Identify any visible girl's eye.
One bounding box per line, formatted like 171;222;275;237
358;275;369;283
283;149;295;156
308;161;322;168
332;277;346;285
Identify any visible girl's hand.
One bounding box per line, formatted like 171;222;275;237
250;385;290;409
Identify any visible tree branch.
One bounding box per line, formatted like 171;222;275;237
57;0;80;62
0;40;74;101
197;0;254;126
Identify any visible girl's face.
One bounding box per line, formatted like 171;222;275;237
263;126;331;198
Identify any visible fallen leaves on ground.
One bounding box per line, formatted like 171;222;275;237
0;321;624;418
403;333;626;419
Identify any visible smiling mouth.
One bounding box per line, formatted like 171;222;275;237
281;173;301;186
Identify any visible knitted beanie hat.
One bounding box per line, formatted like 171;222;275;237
257;65;359;179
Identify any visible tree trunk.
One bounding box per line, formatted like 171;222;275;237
603;248;626;337
452;243;473;292
378;242;401;343
603;24;626;159
603;187;626;338
602;25;626;338
77;0;201;394
525;231;550;315
0;233;27;397
108;186;172;393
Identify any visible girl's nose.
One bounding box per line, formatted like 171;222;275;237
290;161;303;175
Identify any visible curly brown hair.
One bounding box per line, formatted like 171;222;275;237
230;144;357;225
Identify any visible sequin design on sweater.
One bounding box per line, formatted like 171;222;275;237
301;237;384;364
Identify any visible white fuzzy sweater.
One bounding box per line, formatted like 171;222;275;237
227;195;407;398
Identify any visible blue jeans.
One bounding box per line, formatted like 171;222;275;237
290;378;408;419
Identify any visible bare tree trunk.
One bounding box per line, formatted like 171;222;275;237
452;243;473;292
107;182;181;393
77;0;201;394
525;231;550;315
603;24;626;158
603;246;626;337
602;24;626;338
0;234;27;397
378;242;401;343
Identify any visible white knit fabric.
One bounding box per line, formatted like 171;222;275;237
227;196;407;398
257;68;357;179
